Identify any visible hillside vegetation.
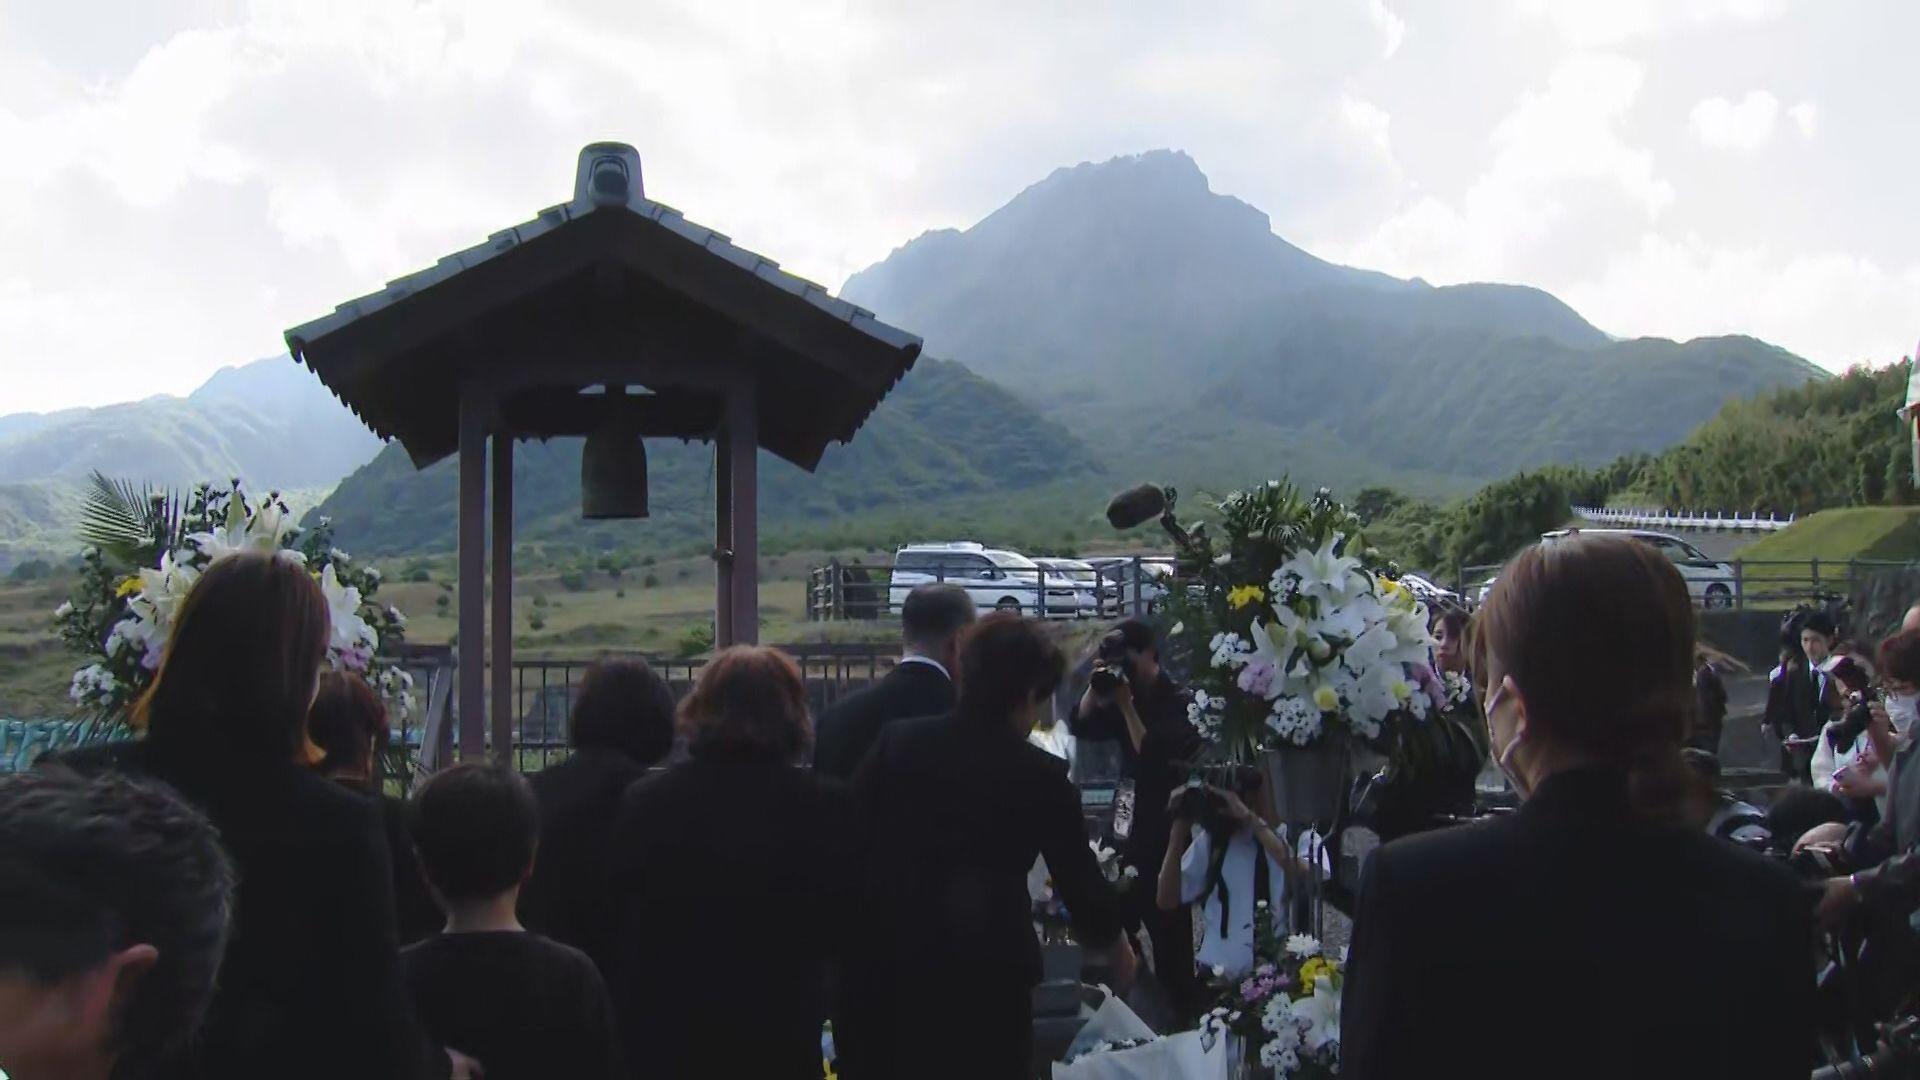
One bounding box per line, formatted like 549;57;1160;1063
843;149;1823;496
1360;362;1914;577
1736;507;1920;564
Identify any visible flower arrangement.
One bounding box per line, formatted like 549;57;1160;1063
54;475;411;727
1168;480;1438;760
1197;908;1345;1078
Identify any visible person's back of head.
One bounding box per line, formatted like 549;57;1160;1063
955;615;1066;735
569;657;675;766
0;768;235;1080
307;670;390;783
410;764;539;909
677;646;812;764
1765;787;1849;853
137;551;332;764
900;584;976;666
1473;534;1695;808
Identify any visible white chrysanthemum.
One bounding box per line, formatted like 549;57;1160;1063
1285;934;1321;959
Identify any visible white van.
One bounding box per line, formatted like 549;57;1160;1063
889;543;1047;616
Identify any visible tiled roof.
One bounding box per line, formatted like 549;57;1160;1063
286;190;920;358
283;143;922;471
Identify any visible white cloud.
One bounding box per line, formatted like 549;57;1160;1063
1332;53;1672;283
1516;0;1794;47
1341;95;1394;157
1690;91;1780;151
1789;100;1819;138
1566;233;1920;370
1365;0;1406;58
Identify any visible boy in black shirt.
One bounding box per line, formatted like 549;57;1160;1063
403;764;624;1080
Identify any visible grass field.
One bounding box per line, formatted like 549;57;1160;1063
0;537;1141;719
1735;507;1920;563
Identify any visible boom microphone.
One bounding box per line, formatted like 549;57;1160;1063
1106;484;1169;531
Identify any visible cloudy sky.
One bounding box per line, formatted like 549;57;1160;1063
2;0;1916;414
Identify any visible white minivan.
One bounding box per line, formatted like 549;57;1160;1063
1538;529;1738;608
889;543;1048;616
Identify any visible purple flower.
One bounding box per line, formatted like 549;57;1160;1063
1238;659;1277;698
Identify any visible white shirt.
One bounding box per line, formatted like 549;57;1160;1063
897;654;951;680
1179;824;1289;979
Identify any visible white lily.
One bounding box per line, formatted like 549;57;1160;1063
321;563;377;667
1279;533;1364;604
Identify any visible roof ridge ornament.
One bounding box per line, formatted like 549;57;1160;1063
576;142;643;208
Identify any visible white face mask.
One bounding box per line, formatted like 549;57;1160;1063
1485;679;1528;797
1887;692;1920;735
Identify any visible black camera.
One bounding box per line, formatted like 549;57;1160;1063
1089;631;1133;695
1174;764;1263;824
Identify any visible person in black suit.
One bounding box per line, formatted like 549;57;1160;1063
1341;535;1813;1080
1070;619;1201;1013
47;552;467;1080
814;584;975;780
307;669;443;946
841;615;1138;1080
608;646;855;1079
519;657;675;972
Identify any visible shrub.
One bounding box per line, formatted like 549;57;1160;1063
436;595;450;609
529;614;546;631
532;594;549;608
644;573;660;588
615;589;626;599
559;570;589;592
7;558;52;582
407;566;431;583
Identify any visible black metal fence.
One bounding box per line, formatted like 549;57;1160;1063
398;642;903;781
807;556;1180;622
1454;557;1918;610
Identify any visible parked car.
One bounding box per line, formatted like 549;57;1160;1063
1476;529;1737;609
1032;557;1103;618
1397;573;1464;611
888;542;1045;616
1085;556;1176;616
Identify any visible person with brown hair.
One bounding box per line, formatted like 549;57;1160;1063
520;657;676;974
1341;534;1812;1080
840;615;1137;1080
47;552;468;1080
308;670;442;946
606;646;854;1079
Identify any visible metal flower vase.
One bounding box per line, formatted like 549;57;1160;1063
1259;729;1352;826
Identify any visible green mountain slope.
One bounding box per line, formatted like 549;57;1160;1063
310;358;1105;554
841;150;1823;495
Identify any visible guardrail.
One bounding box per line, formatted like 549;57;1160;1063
1570;507;1797;532
807;556;1180;622
1455;557;1918;610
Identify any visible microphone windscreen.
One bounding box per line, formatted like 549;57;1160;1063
1106;484;1168;531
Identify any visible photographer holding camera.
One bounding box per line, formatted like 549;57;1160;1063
1155;770;1304;981
1072;619;1202;1012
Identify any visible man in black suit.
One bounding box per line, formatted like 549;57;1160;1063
840;615;1136;1079
1070;619;1201;1012
814;584;975;780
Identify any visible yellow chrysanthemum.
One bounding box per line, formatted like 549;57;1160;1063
115;575;143;598
1299;956;1337;991
1227;584;1265;610
1312;686;1339;711
1376;575;1402;597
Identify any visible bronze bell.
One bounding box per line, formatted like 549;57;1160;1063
581;420;650;519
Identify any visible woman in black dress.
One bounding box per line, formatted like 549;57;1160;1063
1341;535;1813;1080
50;552;462;1080
607;646;853;1079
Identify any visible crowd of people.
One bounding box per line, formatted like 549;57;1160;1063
13;534;1920;1078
